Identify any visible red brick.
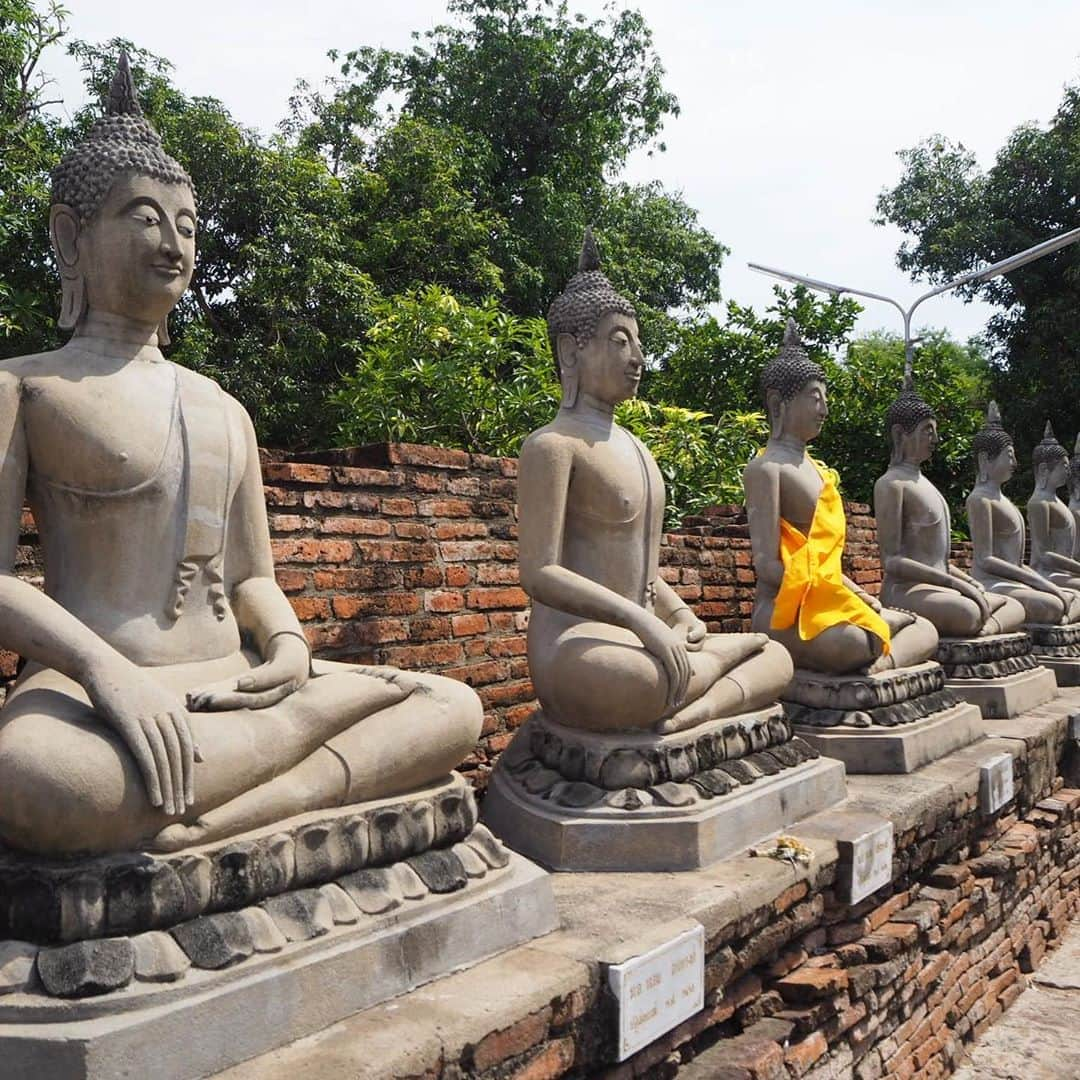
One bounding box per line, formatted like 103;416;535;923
383;643;464;667
331;466;403;487
773;881;809;915
348;618;410;645
452;613;490;637
263;462;331;484
318;516;391;536
302;489;379;513
354;540;437;564
489;636;528;657
426;591;465;613
271;539;354;564
401;566;443;588
420;498;474;518
270;513;317;533
511;1037;575;1080
472;1009;550;1072
435;521;489;540
331;594;420;619
443;660;509;687
776;967;848;1002
478;681;535;708
446;565;472;587
784;1032;827;1075
380;497;416;516
290;597;331;621
467;587;529;610
313;567;401;590
274;569;309;593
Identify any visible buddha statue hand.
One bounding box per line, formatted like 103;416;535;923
187;632;311;712
636;615;693;712
669;606;707;653
83;656;198;817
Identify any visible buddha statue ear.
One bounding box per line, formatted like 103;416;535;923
765;388;784;436
556;332;580;408
977;450;991;484
50;205;86;332
157;317;171;347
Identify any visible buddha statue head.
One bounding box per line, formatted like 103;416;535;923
972;401;1016;485
760;318;827;442
886;374;938;466
49;53;195;343
547;228;640;409
1032;421;1070;491
1070;433;1080;501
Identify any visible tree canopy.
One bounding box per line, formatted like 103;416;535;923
876;81;1080;472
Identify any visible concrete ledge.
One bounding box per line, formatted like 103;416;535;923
946;664;1058;719
0;855;557;1080
794;700;984;773
1038;656;1080;687
483;755;847;871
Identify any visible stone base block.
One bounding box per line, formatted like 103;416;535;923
0;852;557;1080
945;665;1058;720
483;754;846;872
793;700;984;774
1036;656;1080;687
935;632;1039;681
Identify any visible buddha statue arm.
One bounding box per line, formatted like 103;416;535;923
968;494;1067;599
0;369;196;815
743;459;784;588
518;431;691;709
1028;499;1080;575
188;404;311;712
875;479;984;605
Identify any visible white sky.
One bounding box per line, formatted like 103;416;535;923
44;1;1080;345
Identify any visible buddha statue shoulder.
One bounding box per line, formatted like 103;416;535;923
873;377;1024;638
966;403;1080;625
743;321;939;675
0;57;481;856
517;231;793;735
1027;422;1080;590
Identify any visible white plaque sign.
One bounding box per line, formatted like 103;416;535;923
846;819;894;904
980;753;1014;814
608;924;705;1061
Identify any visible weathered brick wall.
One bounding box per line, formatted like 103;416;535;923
402;744;1080;1080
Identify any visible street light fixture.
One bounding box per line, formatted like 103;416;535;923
748;225;1080;380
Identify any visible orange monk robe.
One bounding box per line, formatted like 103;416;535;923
770;460;891;652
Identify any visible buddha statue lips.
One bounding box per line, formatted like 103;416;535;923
516;229;792;734
0;55;482;856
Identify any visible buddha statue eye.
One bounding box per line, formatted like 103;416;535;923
141;213;160;227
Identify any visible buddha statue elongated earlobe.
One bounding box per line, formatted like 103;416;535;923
157;317;171;347
50;205;86;332
556;333;579;408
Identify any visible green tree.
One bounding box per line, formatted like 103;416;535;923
875;83;1080;465
0;0;67;349
296;0;726;329
820;331;990;521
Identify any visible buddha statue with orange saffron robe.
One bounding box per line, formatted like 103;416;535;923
744;323;982;772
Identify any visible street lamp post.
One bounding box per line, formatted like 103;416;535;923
748;226;1080;381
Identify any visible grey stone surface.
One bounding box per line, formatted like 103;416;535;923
794;700;984;773
237;907;287;954
171;911;254;970
483;754;846;871
36;938;134;998
319;883;360;925
1037;656;1080;687
0;941;38;995
0;854;557;1080
261;889;334;943
131;930;191;983
946;664;1058;719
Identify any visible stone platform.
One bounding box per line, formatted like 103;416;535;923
0;776;558;1079
1027;623;1080;687
482;708;847;871
937;633;1058;719
782;662;985;773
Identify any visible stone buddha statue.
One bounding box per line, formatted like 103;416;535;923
484;237;844;869
966;403;1080;684
875;381;1053;719
874;377;1025;638
744;322;939;675
0;57;483;858
1028;422;1080;590
743;324;981;771
1068;433;1080;556
966;404;1080;625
